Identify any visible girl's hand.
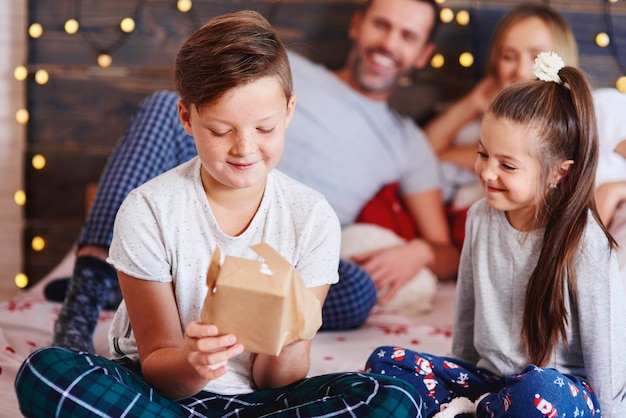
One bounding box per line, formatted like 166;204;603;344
184;321;244;380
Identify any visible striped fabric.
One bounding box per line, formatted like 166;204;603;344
78;91;197;249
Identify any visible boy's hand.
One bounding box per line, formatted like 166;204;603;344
184;321;244;380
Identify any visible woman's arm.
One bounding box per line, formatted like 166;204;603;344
596;181;626;227
424;75;499;156
119;271;244;400
252;284;329;390
403;188;460;281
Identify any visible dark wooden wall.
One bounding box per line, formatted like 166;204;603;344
24;0;626;284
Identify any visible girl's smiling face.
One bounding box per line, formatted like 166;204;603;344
475;114;543;230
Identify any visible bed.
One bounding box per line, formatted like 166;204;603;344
0;245;456;417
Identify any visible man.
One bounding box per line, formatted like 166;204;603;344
50;0;459;352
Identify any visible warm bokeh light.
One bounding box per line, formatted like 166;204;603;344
65;18;79;34
434;0;446;4
35;69;49;85
32;154;46;170
456;10;470;26
120;17;136;33
617;76;626;93
29;22;43;38
440;8;454;24
595;32;610;48
16;108;29;125
97;53;113;68
14;65;28;81
15;273;29;289
177;0;192;12
31;236;46;252
430;53;445;69
459;52;474;67
14;190;26;206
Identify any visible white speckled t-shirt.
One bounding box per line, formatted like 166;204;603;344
107;156;341;395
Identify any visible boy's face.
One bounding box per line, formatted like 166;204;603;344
345;0;436;100
475;114;543;230
178;76;295;192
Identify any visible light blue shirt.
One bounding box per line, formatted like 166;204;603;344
278;52;440;227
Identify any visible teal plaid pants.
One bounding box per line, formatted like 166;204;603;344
15;346;425;417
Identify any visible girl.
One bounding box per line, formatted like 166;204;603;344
366;52;626;417
425;3;579;206
15;11;425;417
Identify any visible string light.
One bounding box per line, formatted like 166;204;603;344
459;52;474;68
15;109;29;125
120;17;136;33
602;0;625;91
14;190;26;206
14;273;28;289
440;8;454;24
617;76;626;93
28;23;43;38
456;10;470;26
34;69;49;85
31;236;46;252
31;154;46;170
69;0;147;66
177;0;193;13
64;18;79;34
431;53;445;69
14;65;28;81
97;53;113;68
595;32;610;48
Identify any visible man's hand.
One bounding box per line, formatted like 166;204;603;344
350;240;434;305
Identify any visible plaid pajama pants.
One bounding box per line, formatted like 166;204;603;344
15;347;425;417
366;346;602;417
76;90;376;331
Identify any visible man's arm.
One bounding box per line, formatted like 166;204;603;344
403;188;460;281
350;188;460;305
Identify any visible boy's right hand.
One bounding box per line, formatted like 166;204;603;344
184;321;244;380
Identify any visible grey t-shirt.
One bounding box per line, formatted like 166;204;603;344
278;51;439;227
453;198;626;416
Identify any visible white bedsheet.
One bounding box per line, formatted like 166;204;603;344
0;249;455;417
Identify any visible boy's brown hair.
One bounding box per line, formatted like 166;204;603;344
174;10;292;111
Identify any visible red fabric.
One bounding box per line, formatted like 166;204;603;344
356;182;469;249
355;183;417;241
446;205;469;250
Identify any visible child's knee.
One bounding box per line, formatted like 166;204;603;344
478;366;600;417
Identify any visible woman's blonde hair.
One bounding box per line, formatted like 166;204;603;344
486;3;579;76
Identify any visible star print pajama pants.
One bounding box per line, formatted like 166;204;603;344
366;346;601;417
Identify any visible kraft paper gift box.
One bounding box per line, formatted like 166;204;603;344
200;243;323;356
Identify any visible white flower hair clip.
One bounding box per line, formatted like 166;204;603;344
533;51;564;84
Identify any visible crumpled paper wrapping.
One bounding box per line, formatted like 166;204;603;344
200;243;322;356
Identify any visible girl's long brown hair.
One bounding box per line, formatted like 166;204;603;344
488;66;616;366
